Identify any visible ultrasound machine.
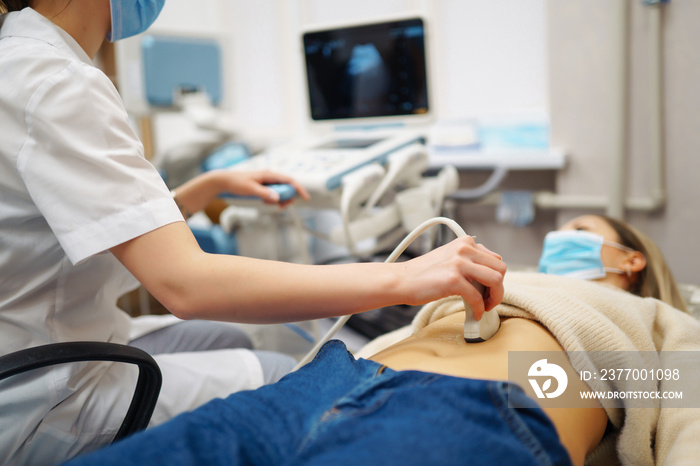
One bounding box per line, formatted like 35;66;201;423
220;15;460;263
230;16;434;195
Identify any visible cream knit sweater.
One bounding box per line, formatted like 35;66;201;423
393;272;700;465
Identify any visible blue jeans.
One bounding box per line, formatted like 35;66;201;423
66;340;572;466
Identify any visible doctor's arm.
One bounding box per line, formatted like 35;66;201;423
110;221;506;324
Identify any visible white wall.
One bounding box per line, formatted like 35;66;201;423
547;0;700;284
119;0;549;142
428;0;548;120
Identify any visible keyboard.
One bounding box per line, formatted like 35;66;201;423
230;132;425;193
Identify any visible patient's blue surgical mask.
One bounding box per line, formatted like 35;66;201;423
107;0;165;42
538;230;633;280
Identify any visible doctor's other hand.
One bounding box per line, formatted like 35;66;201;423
173;169;311;214
398;236;506;320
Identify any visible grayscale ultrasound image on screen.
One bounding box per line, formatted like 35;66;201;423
303;18;429;121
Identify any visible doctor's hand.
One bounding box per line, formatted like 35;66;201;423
172;169;310;214
398;236;506;320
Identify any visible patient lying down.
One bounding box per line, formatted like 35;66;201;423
66;216;700;466
366;214;698;465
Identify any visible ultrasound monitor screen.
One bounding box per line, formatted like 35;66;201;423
303;18;429;121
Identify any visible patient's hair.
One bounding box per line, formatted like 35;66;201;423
0;0;30;14
600;215;688;312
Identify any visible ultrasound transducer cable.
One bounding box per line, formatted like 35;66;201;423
292;216;501;371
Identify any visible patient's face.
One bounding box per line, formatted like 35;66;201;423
559;215;632;285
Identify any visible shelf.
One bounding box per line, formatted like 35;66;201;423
427;146;567;170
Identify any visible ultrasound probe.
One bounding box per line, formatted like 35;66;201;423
462;281;501;343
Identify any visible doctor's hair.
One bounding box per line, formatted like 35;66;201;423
0;0;30;13
600;215;688;313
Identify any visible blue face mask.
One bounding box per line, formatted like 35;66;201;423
538;230;632;280
107;0;166;42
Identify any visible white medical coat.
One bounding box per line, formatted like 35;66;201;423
0;9;263;465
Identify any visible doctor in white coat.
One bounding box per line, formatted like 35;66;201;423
0;0;507;464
